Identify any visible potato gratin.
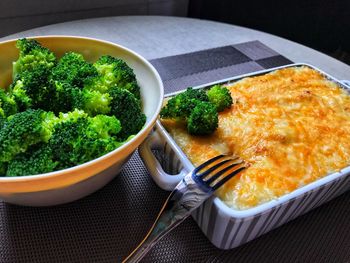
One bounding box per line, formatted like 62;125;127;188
161;66;350;210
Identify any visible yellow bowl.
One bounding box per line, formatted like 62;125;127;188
0;36;164;206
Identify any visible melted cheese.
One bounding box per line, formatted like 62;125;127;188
162;67;350;210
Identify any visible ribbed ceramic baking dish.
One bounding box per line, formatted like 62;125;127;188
139;63;350;249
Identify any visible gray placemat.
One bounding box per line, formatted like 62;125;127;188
0;41;349;263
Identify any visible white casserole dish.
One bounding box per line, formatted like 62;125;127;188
139;63;350;249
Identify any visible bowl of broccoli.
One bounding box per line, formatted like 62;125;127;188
0;36;164;206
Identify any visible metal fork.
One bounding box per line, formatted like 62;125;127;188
123;154;247;263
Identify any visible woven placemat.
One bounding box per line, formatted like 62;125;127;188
0;41;349;263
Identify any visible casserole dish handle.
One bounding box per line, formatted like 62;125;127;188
139;129;188;191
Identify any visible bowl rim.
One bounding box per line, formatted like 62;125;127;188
0;35;164;182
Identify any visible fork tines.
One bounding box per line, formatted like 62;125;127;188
193;155;247;191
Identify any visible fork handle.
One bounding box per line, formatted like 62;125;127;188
122;174;210;263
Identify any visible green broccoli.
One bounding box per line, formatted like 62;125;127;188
6;144;58;177
0;162;7;176
86;114;122;139
51;52;97;90
10;65;54;111
13;38;56;78
49;53;142;117
72;88;112;116
85;55;140;99
0;117;4;130
0;89;17;118
187;101;218;135
69;86;146;138
0;109;58;162
9;79;30;110
109;87;146;140
207;85;233;112
160;87;208;119
58;108;88;122
2;40;147;177
49;109;122;170
2;110;123;176
50;52;98;113
160;86;231;135
0;89;17;131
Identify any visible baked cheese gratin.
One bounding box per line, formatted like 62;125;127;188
161;66;350;210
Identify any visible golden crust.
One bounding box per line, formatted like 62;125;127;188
162;66;350;210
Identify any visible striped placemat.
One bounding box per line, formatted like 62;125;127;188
0;41;349;263
150;41;291;93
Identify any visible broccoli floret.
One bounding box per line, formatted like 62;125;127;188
187;101;218;135
50;87;111;116
9;79;30;110
160;86;232;135
10;65;54;111
86;55;140;99
0;109;58;162
3;110;122;176
207;85;233;112
51;52;97;90
58;108;88;122
86;114;121;139
160;87;208;119
48;110;92;168
0;89;17;118
13;38;56;78
50;52;98;113
0;117;4;130
51;54;141;116
72;89;111;116
0;162;7;176
49;109;122;169
6;144;58;177
109;87;146;140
